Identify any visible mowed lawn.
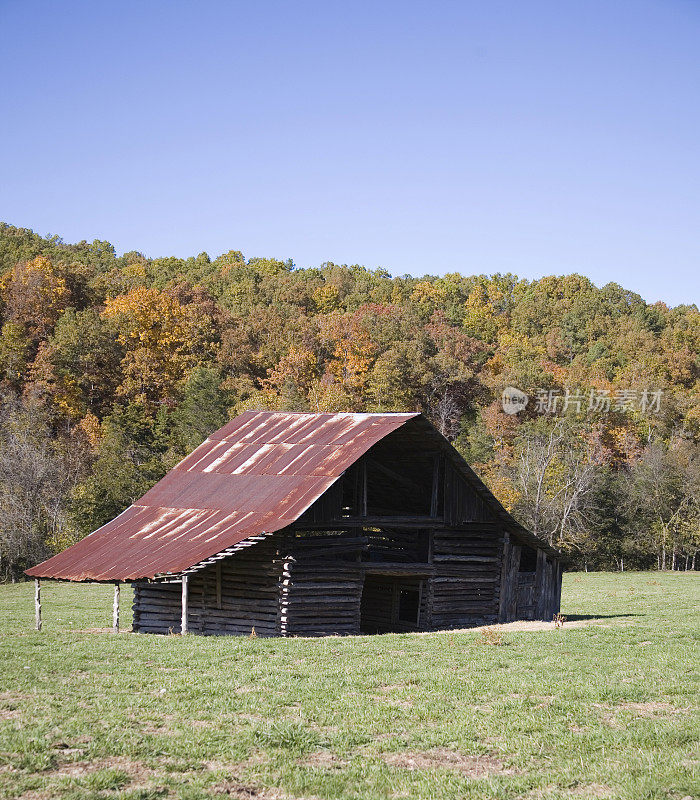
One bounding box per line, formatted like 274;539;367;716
0;573;697;800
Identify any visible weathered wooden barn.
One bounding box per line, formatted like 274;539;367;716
27;411;562;636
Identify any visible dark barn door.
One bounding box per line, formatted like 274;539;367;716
359;575;423;633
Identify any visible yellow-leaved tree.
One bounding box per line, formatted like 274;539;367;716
318;312;376;406
0;255;70;341
103;286;217;407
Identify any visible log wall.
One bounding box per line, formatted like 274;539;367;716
133;535;283;635
498;533;562;622
431;522;504;628
278;531;363;637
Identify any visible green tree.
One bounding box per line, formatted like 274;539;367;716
169;366;231;455
70;402;171;536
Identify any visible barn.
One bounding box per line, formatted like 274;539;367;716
26;411;562;636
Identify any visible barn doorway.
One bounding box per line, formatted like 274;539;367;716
359;575;423;634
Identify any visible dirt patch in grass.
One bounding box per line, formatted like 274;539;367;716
524;785;613;799
210;779;260;797
372;684;415;708
0;692;30;719
72;627;133;634
531;695;555;708
47;755;288;798
204;752;270;773
210;777;303;798
593;705;623;729
291;619;594;640
595;700;688;726
18;755;174;798
53;755;154;780
568;784;613;797
381;698;413;708
382;748;516;777
373;694;413;708
128;711;182;736
309;723;339;734
52;742;86;758
300;750;349;769
139;713;183;735
616;701;687;716
235;712;265;723
456;620;593;634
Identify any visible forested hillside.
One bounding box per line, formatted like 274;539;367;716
0;222;697;579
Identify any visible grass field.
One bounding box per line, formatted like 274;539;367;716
0;572;697;800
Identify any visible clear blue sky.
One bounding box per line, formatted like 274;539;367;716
1;0;698;307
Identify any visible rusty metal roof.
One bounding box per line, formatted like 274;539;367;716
26;411;420;581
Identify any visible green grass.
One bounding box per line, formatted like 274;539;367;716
0;572;697;800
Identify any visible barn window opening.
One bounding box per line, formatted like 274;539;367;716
341;462;363;517
360;577;423;633
398;588;420;624
519;545;538;573
339;451;438;519
362;528;430;563
365;453;434;516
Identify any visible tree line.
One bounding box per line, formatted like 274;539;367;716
0;222;697;580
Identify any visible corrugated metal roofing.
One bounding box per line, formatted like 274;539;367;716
26;411;419;581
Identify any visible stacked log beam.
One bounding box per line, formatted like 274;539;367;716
430;522;503;629
279;532;363;637
133;536;283;635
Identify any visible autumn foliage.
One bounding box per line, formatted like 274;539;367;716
0;222;698;579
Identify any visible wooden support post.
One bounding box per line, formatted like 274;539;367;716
416;580;424;628
34;579;41;631
112;582;120;633
534;549;547;620
181;574;189;635
361;460;368;517
507;543;521;622
553;561;563;617
216;562;222;609
430;454;441;518
498;532;510;623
